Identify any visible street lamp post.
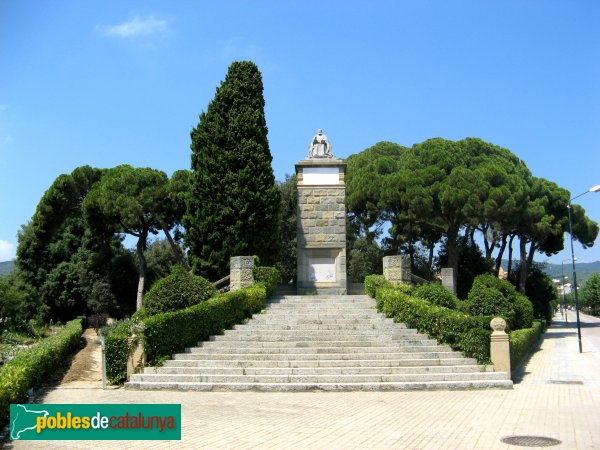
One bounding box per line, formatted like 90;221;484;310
567;184;600;353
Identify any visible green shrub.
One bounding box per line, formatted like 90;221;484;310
413;283;458;309
102;319;130;384
376;287;492;363
467;274;536;330
143;265;216;316
509;320;543;369
512;293;534;330
142;283;268;364
253;266;280;298
364;275;391;298
467;286;515;328
0;318;83;422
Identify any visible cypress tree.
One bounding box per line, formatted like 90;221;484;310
185;61;280;279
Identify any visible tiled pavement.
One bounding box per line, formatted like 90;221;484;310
5;311;600;449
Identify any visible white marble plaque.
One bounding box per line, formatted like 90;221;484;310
302;167;339;185
308;258;336;282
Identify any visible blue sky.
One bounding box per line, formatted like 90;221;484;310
1;1;599;265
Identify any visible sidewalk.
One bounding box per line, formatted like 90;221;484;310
5;312;600;449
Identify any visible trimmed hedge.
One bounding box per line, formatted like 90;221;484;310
253;266;280;298
467;274;534;331
143;265;216;316
413;283;458;309
0;318;83;422
143;283;269;364
509;320;543;369
365;275;389;299
374;286;493;363
103;320;131;384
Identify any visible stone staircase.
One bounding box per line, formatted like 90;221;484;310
125;295;512;391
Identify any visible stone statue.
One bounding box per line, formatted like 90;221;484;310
308;129;335;159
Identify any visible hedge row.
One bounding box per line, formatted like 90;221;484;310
0;318;83;422
103;319;131;384
375;286;493;363
509;320;543;369
143;283;269;363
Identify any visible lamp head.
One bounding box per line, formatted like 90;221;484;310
589;185;600;193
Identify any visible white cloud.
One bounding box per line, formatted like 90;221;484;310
0;240;16;262
98;15;168;39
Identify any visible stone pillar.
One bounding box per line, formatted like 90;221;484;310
230;256;254;291
296;158;347;295
441;268;456;295
490;317;511;379
383;256;411;285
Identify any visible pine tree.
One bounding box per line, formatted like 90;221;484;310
185;61;280;279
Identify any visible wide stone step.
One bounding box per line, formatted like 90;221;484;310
251;313;388;320
186;344;452;354
126;379;513;391
163;357;479;368
232;324;401;331
200;339;437;347
211;332;426;342
130;371;507;384
173;350;458;360
144;365;487;376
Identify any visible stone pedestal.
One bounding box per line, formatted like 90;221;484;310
490;318;511;379
230;256;254;291
383;256;411;285
296;159;347;295
441;268;456;295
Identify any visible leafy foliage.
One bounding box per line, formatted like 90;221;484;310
275;175;297;283
103;320;130;384
84;165;186;310
0;318;83;422
185;61;280;280
142;284;269;364
348;238;383;283
413;283;458;309
375;286;492;363
581;273;600;316
253;266;280;298
509;320;543;369
467;274;534;330
510;262;556;323
437;237;492;299
15;166;138;322
143;266;216;316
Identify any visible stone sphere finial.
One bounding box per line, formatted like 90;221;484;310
490;317;507;332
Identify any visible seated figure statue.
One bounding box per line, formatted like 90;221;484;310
308;129;334;158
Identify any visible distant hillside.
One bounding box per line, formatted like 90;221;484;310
497;260;599;285
0;260;15;276
542;261;600;285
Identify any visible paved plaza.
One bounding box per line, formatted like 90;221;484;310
5;311;600;449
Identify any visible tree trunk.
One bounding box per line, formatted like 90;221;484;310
427;241;435;274
526;241;537;274
446;227;460;278
507;234;515;277
518;235;528;294
494;233;508;274
136;228;149;310
156;215;191;271
483;225;494;261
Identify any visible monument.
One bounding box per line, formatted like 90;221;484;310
296;130;347;295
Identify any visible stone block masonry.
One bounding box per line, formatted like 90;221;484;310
296;158;347;295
